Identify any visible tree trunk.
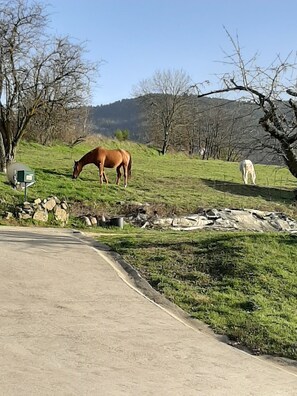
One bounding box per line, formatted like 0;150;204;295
161;128;170;155
0;133;6;172
281;141;297;178
0;132;16;172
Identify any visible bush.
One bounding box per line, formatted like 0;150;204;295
114;129;129;141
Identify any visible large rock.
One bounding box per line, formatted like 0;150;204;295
33;209;48;222
54;206;69;224
43;198;57;211
172;216;212;228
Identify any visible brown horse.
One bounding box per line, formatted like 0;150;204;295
72;147;132;187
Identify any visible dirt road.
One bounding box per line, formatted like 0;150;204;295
0;226;296;395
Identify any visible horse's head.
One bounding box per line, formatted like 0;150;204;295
72;160;82;179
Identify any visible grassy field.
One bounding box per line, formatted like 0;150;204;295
1;137;297;360
0;136;297;217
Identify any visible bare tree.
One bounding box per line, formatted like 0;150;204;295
198;106;245;161
26;105;90;145
134;69;193;154
193;29;297;178
0;0;98;171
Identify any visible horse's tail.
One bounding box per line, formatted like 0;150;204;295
128;152;132;178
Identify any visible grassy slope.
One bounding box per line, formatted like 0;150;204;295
1;137;297;359
0;137;296;217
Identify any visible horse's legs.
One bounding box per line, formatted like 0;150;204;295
99;164;108;185
123;164;128;188
252;170;256;185
116;166;121;185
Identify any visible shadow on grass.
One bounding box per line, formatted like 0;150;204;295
201;178;295;204
116;232;297;279
40;169;104;184
41;169;71;178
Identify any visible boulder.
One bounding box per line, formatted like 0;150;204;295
33;209;48;222
43;197;56;211
54;206;69;224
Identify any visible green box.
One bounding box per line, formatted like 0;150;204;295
17;170;35;183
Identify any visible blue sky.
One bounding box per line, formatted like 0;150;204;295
44;0;297;106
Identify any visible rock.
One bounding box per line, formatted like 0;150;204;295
82;216;92;227
33;209;48;222
23;207;34;215
43;197;56;211
205;208;220;219
172;217;199;227
19;213;32;220
4;212;13;219
61;202;68;210
2;196;69;225
125;208;297;233
268;218;292;232
54;206;69;224
90;216;97;226
53;196;61;204
151;218;173;227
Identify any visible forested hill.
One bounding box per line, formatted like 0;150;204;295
88;97;282;164
88;96;254;142
89;98;146;141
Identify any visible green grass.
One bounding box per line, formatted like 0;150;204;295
0;137;296;218
1;137;297;360
97;229;297;360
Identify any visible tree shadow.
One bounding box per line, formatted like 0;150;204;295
114;232;297;280
201;178;295;204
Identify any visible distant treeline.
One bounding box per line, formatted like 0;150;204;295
88;96;281;165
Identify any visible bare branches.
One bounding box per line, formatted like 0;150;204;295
134;69;193;154
194;28;297;177
0;0;99;169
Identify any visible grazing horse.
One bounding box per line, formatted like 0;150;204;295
239;159;256;185
72;147;132;187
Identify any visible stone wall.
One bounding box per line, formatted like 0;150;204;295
3;197;297;234
3;196;69;225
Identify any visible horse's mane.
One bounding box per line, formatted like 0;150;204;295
79;147;99;164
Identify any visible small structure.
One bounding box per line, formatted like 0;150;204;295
7;162;35;190
16;169;35;201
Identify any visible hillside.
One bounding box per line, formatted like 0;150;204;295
89;98;146;142
89;96;251;142
88;96;278;165
0;137;296;219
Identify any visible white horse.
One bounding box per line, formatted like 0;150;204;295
239;160;256;185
